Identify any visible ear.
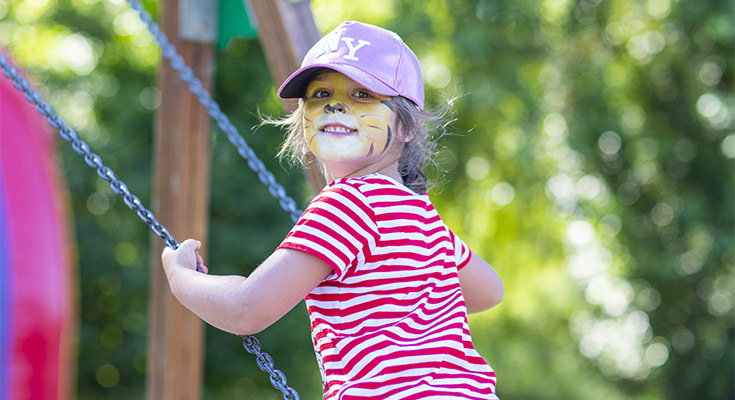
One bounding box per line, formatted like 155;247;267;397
399;117;419;143
390;110;413;143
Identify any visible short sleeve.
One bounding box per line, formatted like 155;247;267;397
448;229;473;270
277;182;379;282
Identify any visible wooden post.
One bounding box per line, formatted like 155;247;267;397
146;0;214;398
249;0;326;193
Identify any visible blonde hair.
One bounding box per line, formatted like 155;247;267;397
270;94;452;194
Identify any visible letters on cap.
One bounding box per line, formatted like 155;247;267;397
277;21;425;109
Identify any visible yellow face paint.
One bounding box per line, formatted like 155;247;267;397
303;72;395;163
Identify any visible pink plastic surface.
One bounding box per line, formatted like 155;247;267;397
0;69;75;400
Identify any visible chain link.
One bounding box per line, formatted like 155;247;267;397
241;335;300;400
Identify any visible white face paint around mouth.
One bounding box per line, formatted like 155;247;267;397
310;116;370;160
311;133;369;161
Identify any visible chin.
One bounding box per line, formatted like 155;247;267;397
318;152;366;163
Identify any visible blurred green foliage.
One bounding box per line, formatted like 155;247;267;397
1;0;732;399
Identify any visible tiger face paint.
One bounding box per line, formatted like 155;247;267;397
302;72;396;165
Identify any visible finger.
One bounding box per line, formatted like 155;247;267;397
199;264;209;274
195;249;204;265
181;238;199;251
161;247;171;264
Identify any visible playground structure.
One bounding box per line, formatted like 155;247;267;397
1;0;327;398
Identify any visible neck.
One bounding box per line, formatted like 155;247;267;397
322;159;402;183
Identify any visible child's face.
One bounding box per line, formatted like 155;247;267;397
302;72;397;167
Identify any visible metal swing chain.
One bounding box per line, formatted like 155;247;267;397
126;0;303;225
124;2;302;397
0;58;300;400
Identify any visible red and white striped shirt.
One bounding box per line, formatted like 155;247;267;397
278;174;498;399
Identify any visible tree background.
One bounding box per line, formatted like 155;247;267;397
1;0;732;399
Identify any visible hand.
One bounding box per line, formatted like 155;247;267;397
161;239;209;280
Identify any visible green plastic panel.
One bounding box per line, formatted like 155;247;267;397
218;0;257;49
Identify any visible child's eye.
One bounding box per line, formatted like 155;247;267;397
354;90;372;99
312;90;331;99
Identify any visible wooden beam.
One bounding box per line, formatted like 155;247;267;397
146;0;213;398
249;0;326;194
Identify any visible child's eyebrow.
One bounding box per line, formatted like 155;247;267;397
306;81;330;92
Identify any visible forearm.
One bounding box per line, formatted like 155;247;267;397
162;242;332;336
167;268;255;334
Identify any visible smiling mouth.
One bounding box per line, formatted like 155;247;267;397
319;124;357;135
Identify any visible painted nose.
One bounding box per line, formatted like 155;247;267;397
324;103;347;113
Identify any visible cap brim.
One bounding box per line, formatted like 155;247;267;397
277;63;399;100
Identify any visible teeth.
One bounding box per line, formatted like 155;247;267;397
321;126;354;133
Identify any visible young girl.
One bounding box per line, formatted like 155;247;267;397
162;21;504;399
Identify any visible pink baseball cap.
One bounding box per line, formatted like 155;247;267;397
277;21;425;109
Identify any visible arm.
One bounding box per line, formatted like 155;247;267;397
161;239;333;335
458;252;504;314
